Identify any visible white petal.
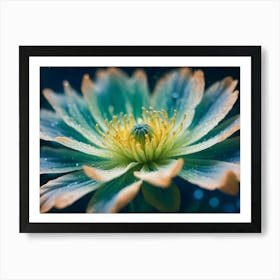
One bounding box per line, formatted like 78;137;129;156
40;171;100;212
43;88;103;145
40;146;113;174
186;90;239;145
179;159;240;195
172;115;240;156
184;77;239;145
54;136;110;158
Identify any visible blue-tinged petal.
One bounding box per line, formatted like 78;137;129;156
179;158;240;195
81;74;108;131
134;159;184;188
86;171;142;213
82;68;133;120
142;182;180;212
63;80;102;134
129;70;150;118
172;115;240;156
152;68;191;114
184;78;239;145
40;109;91;144
152;68;204;126
83;162;139;182
43;88;103;146
200;77;238;109
189;136;240;163
40;171;101;212
54;136;111;158
176;70;205;130
40;146;113;174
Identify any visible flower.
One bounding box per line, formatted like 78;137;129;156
40;68;240;213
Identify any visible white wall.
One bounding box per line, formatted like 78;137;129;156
0;0;279;279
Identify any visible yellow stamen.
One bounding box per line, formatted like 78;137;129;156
101;107;186;163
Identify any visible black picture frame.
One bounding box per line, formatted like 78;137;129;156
20;46;261;233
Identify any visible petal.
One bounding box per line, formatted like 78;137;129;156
189;136;240;163
179;70;205;130
142;182;180;212
81;74;108;131
43;88;102;146
40;146;113;174
133;159;184;187
152;69;204;127
86;172;142;213
184;78;239;145
41;110;109;158
40;171;101;212
190;77;238;128
178;159;240;195
40;109;90;144
83;162;138;182
171;115;239;156
108;181;142;213
54;136;110;158
129;70;150;118
152;68;191;115
82;68;133;121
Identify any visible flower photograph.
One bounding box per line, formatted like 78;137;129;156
40;66;240;214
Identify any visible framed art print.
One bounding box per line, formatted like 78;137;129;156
19;46;261;233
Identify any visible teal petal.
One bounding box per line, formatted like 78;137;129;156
179;158;239;194
81;74;108;131
171;115;239;156
185;77;238;144
129;70;150;118
152;68;204;126
40;109;90;144
142;182;180;212
43;87;102;146
40;171;101;212
188;136;240;163
41;111;109;158
40;146;113;174
86;170;142;213
82;68;132;120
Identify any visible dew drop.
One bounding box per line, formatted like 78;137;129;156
50;121;58;127
172;92;179;100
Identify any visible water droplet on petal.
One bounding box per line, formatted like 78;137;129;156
172;92;179;100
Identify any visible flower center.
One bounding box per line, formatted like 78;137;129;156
95;107;186;164
131;123;153;145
